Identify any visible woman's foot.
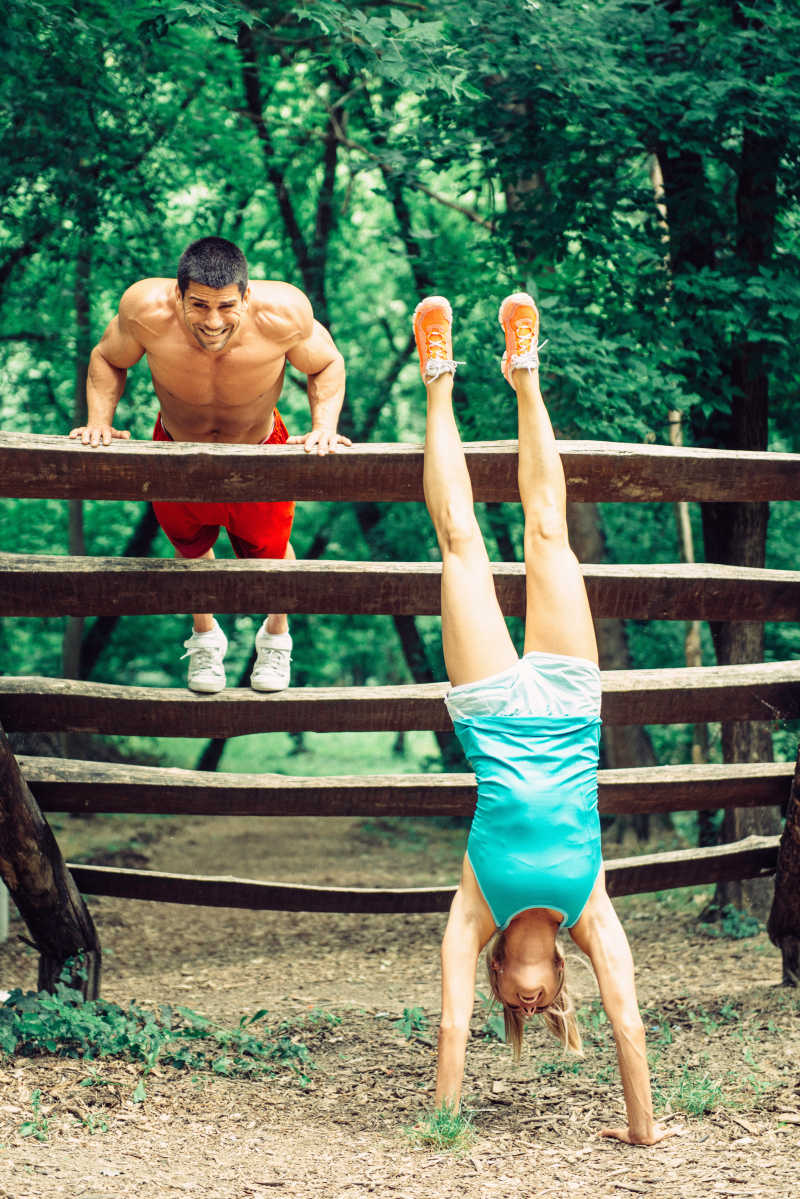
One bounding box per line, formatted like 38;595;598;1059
413;296;461;381
498;292;541;384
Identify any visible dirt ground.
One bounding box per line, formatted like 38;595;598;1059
1;811;798;1199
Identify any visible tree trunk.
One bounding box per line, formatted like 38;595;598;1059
767;746;800;985
0;721;101;996
62;224;93;685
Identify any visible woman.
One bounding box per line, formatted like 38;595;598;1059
413;292;673;1145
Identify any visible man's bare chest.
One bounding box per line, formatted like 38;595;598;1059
144;340;285;404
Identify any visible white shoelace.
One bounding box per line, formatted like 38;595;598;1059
181;645;223;672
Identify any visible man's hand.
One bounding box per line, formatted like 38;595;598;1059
599;1122;681;1146
69;424;131;447
287;429;352;455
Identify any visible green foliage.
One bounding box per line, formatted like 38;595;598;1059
474;989;505;1043
393;1006;431;1043
0;977;312;1085
700;904;762;941
653;1063;724;1117
407;1101;475;1150
18;1089;49;1142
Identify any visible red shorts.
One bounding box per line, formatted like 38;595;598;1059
151;413;295;559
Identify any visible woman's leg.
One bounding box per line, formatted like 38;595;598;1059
499;294;598;664
415;298;518;687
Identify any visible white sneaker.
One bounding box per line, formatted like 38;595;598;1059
250;622;292;692
181;620;227;693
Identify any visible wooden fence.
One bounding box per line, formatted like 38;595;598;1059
0;431;799;991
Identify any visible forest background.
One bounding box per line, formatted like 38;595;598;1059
2;0;799;904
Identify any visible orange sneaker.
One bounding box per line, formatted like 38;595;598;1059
498;292;541;383
413;296;461;382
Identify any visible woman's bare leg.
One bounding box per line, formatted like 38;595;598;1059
416;298;517;687
500;295;598;663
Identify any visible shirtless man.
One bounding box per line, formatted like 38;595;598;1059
70;237;349;694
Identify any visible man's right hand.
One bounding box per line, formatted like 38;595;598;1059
69;424;131;447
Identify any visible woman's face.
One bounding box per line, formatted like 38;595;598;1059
495;953;562;1016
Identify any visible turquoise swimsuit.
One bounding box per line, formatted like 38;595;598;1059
453;713;602;929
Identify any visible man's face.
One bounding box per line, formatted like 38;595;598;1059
178;281;249;352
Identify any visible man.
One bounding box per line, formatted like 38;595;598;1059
70;237;349;693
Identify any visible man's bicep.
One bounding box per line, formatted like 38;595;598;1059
286;320;342;377
95;311;146;370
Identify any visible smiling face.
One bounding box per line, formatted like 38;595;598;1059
177;280;249;353
492;952;564;1019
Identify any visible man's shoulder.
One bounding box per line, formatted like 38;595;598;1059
119;278;175;320
249;280;314;342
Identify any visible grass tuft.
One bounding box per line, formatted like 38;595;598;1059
407;1102;475;1151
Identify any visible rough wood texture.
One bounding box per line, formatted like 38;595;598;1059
17;755;795;818
65;835;778;912
0;723;101;996
2;662;798;737
767;747;800;985
1;554;799;621
2;432;800;503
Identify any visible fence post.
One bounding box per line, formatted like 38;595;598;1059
767;745;800;985
0;721;101;997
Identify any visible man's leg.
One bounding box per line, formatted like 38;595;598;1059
416;297;518;687
179;546;228;693
499;294;597;664
151;498;228;693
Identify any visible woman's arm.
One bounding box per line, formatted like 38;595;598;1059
571;879;676;1145
435;866;493;1110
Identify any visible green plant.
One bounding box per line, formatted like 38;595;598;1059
393;1006;431;1043
700;904;762;940
539;1058;582;1078
475;990;505;1043
0;971;312;1088
407;1102;475;1151
19;1090;49;1142
654;1064;724;1116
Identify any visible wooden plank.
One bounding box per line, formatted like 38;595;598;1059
2;431;800;503
3;661;799;736
1;554;799;621
65;835;779;912
18;756;795;817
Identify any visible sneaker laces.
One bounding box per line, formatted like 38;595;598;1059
255;645;291;669
181;644;222;672
509;337;548;374
421;327;466;382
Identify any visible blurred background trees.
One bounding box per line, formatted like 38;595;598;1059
2;0;799;866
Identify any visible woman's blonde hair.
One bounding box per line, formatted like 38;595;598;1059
486;930;582;1061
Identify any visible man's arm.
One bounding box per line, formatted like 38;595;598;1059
285;320;350;455
571;882;677;1145
70;292;146;447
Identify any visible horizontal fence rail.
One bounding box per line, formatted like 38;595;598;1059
3;662;799;735
65;835;779;912
19;756;795;817
2;433;800;504
2;555;799;621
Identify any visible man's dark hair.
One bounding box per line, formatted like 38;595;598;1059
177;237;249;296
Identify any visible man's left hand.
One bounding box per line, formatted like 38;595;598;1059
287;429;352;455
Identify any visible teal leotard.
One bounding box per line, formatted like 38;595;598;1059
453;713;602;929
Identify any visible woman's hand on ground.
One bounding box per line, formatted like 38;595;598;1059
599;1122;681;1146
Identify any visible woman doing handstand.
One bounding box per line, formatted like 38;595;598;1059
413;292;673;1146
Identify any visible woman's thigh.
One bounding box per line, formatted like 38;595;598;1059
522;540;598;664
440;533;518;686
